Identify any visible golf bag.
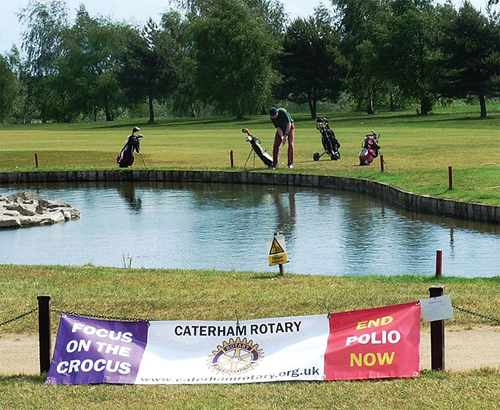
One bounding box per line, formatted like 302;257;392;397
242;128;273;168
359;130;380;166
313;117;341;161
116;127;143;168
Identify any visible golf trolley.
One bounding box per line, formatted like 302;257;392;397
313;117;341;161
242;128;274;168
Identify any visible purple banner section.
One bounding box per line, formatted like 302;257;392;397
46;314;148;385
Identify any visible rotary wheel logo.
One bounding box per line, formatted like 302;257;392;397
208;337;264;375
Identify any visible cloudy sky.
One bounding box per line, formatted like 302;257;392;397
0;0;494;54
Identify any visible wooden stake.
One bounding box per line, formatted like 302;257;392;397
38;295;51;374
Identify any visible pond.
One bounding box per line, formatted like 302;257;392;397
0;181;498;278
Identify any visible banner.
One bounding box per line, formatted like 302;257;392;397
46;302;420;385
136;314;329;384
325;302;421;380
45;315;148;385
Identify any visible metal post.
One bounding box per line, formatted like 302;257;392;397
429;286;445;371
278;263;285;275
435;250;443;277
38;295;51;374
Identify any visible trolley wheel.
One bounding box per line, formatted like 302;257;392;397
313;153;320;161
330;152;340;161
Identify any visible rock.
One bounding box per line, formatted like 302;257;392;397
0;191;80;229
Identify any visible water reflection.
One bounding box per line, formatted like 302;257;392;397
0;181;498;277
272;189;297;239
118;182;142;212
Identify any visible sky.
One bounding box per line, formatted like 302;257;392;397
0;0;495;55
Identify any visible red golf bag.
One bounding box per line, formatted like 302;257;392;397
359;131;380;166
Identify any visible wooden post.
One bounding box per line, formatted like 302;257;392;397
429;286;445;371
278;263;285;275
380;155;384;172
435;250;443;277
448;166;453;190
38;295;51;374
35;153;39;168
230;150;234;168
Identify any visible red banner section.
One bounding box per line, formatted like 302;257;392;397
324;302;421;380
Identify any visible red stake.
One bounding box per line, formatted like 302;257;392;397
436;250;443;277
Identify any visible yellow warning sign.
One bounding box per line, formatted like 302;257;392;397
269;253;288;266
269;238;285;255
266;234;288;266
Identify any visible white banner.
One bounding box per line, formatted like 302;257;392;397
135;315;330;384
46;304;421;385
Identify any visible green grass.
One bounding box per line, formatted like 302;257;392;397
1;106;499;204
1;266;499;335
0;369;499;410
0;266;499;409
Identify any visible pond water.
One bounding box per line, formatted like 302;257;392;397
0;181;498;277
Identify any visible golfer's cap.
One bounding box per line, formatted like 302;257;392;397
269;107;278;119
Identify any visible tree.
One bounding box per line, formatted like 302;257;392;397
0;55;18;123
332;0;391;114
279;7;346;118
160;11;200;117
381;0;442;115
62;5;129;121
118;19;181;123
438;1;500;118
17;0;70;122
190;0;276;119
18;0;68;76
174;0;287;34
3;46;28;123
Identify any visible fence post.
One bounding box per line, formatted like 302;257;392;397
435;250;443;277
38;295;51;374
429;286;445;371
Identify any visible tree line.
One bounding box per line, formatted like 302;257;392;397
0;0;498;124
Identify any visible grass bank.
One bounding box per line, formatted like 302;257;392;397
0;266;499;409
1;266;499;335
0;265;500;334
1;106;499;205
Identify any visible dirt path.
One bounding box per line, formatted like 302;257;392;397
1;327;499;376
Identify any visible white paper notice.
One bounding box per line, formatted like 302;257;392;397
419;295;454;322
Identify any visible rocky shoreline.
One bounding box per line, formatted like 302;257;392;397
0;191;80;229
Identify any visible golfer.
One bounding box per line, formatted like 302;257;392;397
269;107;295;169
